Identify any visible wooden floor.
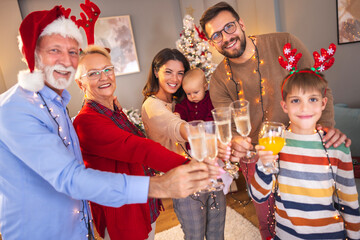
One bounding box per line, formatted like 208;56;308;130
155;174;259;233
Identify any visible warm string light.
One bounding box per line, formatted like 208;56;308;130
78;200;95;240
190;192;220;211
318;130;346;236
36;92;94;239
224;36;267;121
36;92;70;148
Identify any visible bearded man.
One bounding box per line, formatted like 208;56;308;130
0;5;215;239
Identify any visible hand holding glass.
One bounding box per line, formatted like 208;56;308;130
230;100;256;163
257;121;285;174
211;107;239;178
203;121;224;191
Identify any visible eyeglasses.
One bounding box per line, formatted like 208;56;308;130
210;20;237;43
81;66;115;80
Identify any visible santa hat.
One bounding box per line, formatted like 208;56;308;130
17;5;83;92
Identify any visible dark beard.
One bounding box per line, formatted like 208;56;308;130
220;30;247;59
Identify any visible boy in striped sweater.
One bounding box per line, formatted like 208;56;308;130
251;69;360;239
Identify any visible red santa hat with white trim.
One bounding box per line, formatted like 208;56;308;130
17;5;83;92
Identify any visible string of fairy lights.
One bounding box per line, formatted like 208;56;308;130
224;35;272;215
35;92;95;240
224;36;267;122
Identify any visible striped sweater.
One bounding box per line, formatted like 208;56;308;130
250;131;360;239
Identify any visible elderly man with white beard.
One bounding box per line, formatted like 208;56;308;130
0;5;216;240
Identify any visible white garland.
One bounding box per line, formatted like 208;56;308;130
176;15;217;82
122;107;146;136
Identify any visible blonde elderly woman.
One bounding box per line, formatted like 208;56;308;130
73;45;217;240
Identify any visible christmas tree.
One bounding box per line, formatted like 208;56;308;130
176;15;217;82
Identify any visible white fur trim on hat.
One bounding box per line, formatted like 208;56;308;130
40;16;83;46
18;69;44;92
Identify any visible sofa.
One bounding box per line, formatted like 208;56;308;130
334;104;360;178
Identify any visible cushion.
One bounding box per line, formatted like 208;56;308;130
334;104;360;157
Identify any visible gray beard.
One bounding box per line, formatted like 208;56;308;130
37;61;75;90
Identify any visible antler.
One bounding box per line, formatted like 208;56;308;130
71;0;101;45
59;6;72;18
313;43;336;72
278;43;302;72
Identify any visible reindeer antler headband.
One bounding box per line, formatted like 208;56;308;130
278;43;336;99
71;0;101;46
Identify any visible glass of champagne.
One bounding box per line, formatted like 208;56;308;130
203;121;224;191
258;121;285;174
230;100;257;163
185;120;207;162
211;107;239;178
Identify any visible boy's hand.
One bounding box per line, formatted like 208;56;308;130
255;145;278;166
316;125;351;148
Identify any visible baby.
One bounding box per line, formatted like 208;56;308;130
174;68;214;121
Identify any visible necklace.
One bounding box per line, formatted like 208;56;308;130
223;36;266;122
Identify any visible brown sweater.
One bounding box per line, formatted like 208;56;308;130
209;32;334;145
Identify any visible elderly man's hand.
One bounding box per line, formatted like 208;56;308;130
316;125;351;148
148;162;211;199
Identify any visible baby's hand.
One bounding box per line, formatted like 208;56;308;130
255;145;278;166
173;112;180;118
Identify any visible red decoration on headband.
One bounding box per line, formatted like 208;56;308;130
279;42;337;100
71;0;101;45
313;43;336;72
278;43;302;72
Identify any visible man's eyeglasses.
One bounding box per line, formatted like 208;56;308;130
210;20;237;43
81;66;115;80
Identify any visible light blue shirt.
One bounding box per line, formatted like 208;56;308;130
0;84;149;239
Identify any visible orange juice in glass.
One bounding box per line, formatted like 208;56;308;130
258;122;285;174
258;136;285;155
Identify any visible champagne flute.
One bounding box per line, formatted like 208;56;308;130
258;121;285;174
211;107;239;178
230;100;256;163
185;120;207;162
185;120;212;193
203;121;224;191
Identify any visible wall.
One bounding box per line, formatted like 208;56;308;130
0;0;25;92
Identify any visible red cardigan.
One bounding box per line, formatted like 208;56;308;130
73;104;187;240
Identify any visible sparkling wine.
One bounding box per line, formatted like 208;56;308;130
188;135;207;161
234;116;251;137
258;136;285;155
215;120;232;144
205;134;217;159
